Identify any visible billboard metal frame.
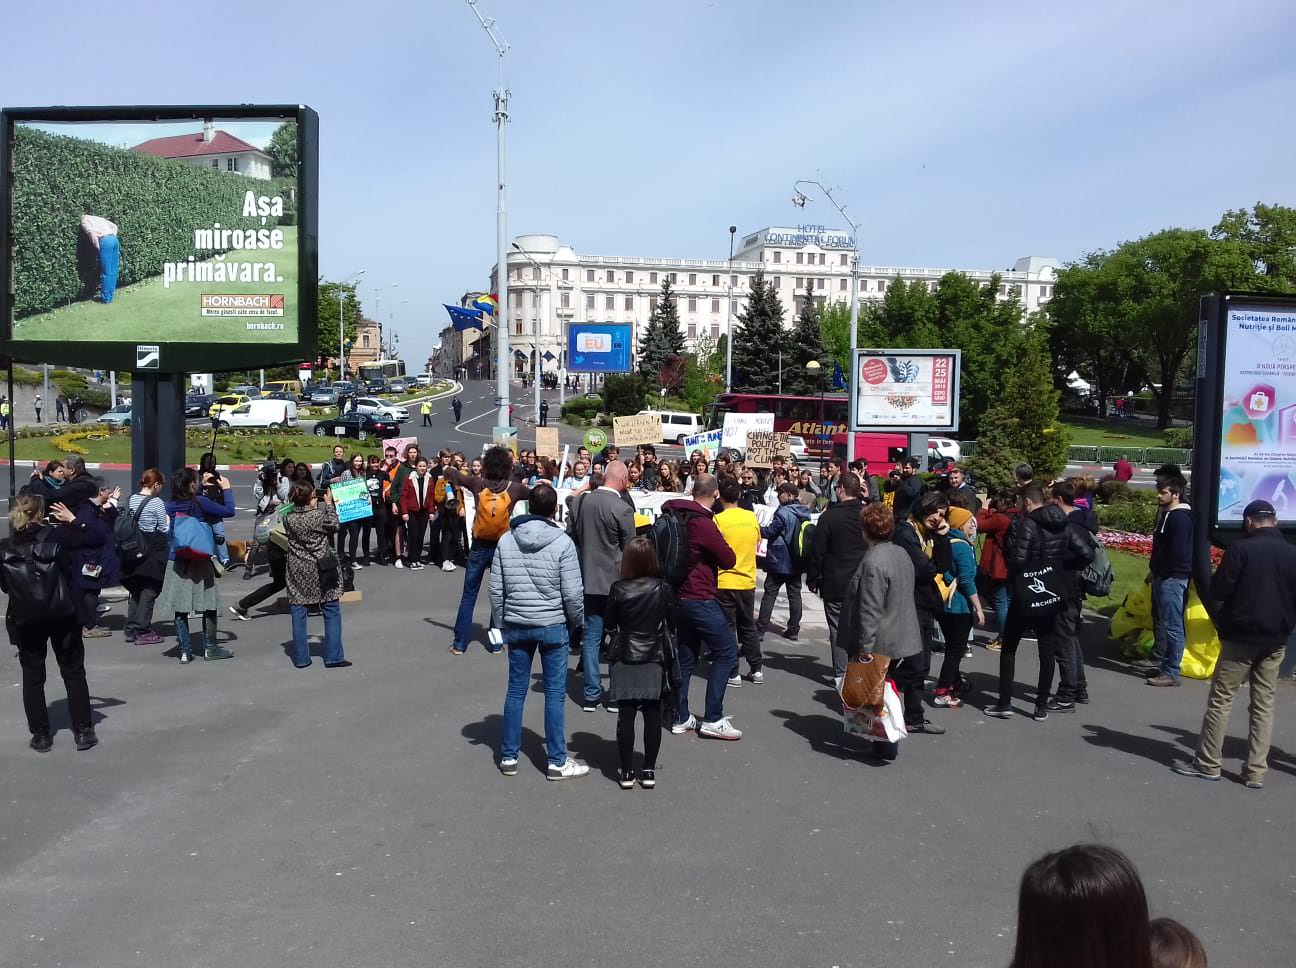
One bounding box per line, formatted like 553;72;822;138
0;103;318;374
850;347;961;434
567;321;633;373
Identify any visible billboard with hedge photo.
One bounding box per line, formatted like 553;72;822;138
0;106;318;372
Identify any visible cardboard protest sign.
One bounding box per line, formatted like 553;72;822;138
682;429;723;462
613;412;663;446
384;436;420;462
745;431;790;467
721;411;774;449
535;426;559;458
329;479;373;524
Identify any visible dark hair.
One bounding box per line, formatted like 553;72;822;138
993;487;1018;510
199;452;218;475
589;471;605;490
482;445;513;482
620;536;661;580
43;459;65;476
849;459;866;472
1020;484;1047;507
137;468;164;490
947;489;973;511
289;480;315;507
1149;918;1207;968
1014;463;1034;482
860;502;895;541
279;458;296;477
171;467;199;500
915;491;949;519
718;478;743;505
529;482;558;519
293;462;313;483
1153;463;1181;484
1051;480;1076;506
776;482;799;499
1158;473;1186;496
838;472;862;498
1010;844;1151;968
68;456;87;475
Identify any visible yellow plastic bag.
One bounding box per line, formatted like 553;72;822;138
1181;584;1220;680
1109;583;1153;640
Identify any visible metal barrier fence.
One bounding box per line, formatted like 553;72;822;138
955;442;1192;466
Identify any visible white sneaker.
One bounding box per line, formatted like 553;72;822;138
546;757;590;780
699;717;743;741
395;559;405;569
442;561;457;572
670;714;698;735
748;669;765;684
726;674;742;688
498;757;518;776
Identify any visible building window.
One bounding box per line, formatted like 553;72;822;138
605;296;615;310
877;280;887;293
773;251;782;264
772;276;781;288
712;274;720;287
362;334;370;348
515;322;523;336
818;253;825;265
711;323;720;338
531;293;540;308
840;253;848;266
625;270;633;284
624;296;633;311
561;292;570;308
585;295;595;310
930;281;938;293
607;270;615;283
999;284;1008;296
730;299;737;313
669;272;677;284
711;298;720;313
730;274;738;287
586;269;595;282
532;266;541;280
795;252;804;265
1041;284;1051;298
650;271;658;284
688;322;697;339
211;159;219;168
688;297;697;312
840;279;847;291
688;273;697;286
650;297;658;313
561;267;569;281
817;278;825;290
226;157;237;172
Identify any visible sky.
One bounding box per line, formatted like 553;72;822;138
3;0;1294;373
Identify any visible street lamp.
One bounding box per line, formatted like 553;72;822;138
725;224;737;391
372;282;398;359
792;179;859;462
805;359;826;457
338;269;366;380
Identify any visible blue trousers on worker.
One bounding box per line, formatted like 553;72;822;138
99;235;120;303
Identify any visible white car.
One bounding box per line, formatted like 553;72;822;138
353;396;409;422
415;374;434;387
786;434;809;462
641;409;703;444
97;403;132;426
929;437;961;461
216;398;298;430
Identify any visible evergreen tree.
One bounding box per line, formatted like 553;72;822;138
783;279;830;396
731;271;787;392
638;279;685;382
268;122;298;178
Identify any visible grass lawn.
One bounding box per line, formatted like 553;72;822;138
13;429;344;467
1087;548;1149;616
12;229;299;344
1060;416;1170;448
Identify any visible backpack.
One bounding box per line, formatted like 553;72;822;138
1080;532;1114;597
0;528;76;627
474;486;513;541
788;517;815;573
114;497;152;564
653;509;691;589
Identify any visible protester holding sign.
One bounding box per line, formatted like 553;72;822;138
337;455;374;568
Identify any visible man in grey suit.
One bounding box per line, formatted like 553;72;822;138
569;459;636;712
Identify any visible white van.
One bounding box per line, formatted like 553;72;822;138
643;409;703;444
217;398;299;430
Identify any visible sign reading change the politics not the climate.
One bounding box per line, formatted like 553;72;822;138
852;349;962;433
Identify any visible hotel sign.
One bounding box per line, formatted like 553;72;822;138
763;225;855;250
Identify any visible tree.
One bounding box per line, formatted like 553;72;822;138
602;373;649;416
317;282;365;374
782;280;830;396
268;122;298;179
731;271;787;392
676;333;726;413
820;299;852;373
638;279;685;383
1212;203;1296;285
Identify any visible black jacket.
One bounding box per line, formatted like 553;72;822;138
892;474;927;521
604;577;672;664
805;499;866;603
1068;504;1099;535
1210;527;1296;652
1004;503;1093;599
892;517;951;614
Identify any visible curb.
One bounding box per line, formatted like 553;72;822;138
2;460;260;472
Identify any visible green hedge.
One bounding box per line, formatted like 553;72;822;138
562;397;602;419
1097;493;1159;534
12;126;289;317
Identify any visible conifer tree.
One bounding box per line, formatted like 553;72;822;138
783;279;830;396
731;271;787;392
638;278;685;382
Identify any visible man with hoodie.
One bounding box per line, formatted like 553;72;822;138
489;482;587;780
662;474;742;740
1049;479;1097;708
1141;471;1194;687
988;484;1093;721
756;483;812;643
893;491;953;735
567;459;636;711
806;471;867;681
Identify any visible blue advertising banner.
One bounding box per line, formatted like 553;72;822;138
568;322;632;373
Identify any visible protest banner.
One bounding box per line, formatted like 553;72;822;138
385;436;419;461
613;412;664;447
745;430;791;467
329;479;373;524
682;428;723;462
721;411;774;450
535;426;559;458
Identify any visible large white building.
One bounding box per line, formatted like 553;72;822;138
486;227;1060;377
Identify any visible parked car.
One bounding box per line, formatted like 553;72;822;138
364;380;387;394
263;390;297;403
214;399;298;430
209;394;252;418
97;403;132;426
386;378;410;394
312;411;401;441
184;394;214;419
226;385;262;398
352;396;409;422
261;379;302;398
415;374;434;387
302;380;330;400
309;387;340;406
929;437;962;462
786;434;809;462
640;409;703;445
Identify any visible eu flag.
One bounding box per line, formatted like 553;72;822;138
445;304;484;331
832;362;846;389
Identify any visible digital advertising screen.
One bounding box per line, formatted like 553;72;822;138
0;104;318;373
1215;301;1296;527
851;349;961;433
567;322;632;373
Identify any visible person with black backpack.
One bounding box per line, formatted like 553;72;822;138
121;469;170;646
756;483;811;643
1;494;102;752
1049;480;1101;708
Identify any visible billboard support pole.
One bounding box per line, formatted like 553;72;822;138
131;374;185;486
6;361;15;499
909;432;929;472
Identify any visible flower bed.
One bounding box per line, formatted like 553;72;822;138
1097;530;1223;567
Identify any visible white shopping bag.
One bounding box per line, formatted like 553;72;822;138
841;679;908;743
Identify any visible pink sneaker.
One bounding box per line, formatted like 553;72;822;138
933;688;963;709
134;631;164;646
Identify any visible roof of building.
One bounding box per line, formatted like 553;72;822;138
132;130;268;160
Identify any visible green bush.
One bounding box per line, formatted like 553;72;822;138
602;374;649;417
12;126;288;318
1097;496;1158;534
1162;427;1193;448
562;397;602;419
1095;479;1130;505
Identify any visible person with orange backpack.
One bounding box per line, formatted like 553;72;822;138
442;446;532;655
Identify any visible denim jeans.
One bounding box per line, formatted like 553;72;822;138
99;234;120;301
674;599;737;725
989;581;1009;635
290;600;343;667
1152;577;1189;678
452;542;498;652
500;624;568;767
581;595;607;703
211;519;230;564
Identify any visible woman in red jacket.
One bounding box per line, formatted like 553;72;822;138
400;457;438;570
976;488;1016;651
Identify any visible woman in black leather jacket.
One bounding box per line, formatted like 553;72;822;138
603;536;673;790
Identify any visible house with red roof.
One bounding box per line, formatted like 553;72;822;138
132;120;272;179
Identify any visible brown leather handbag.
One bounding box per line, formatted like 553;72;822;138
840;653;890;709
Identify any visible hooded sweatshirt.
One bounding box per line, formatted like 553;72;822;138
489;514;584;630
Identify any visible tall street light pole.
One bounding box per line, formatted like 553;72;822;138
725;224;736;391
792;180;859;463
468;0;513;444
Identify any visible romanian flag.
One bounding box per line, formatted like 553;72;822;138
471;293;498;317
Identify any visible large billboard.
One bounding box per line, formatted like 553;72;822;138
568;322;632;373
851;349;961;433
0;104;318;373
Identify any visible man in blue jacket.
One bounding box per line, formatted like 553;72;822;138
756;483;811;643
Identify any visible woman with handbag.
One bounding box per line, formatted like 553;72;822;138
839;502;923;761
603;536;676;789
123;469;170;646
282;480;349;669
157;467;235;663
